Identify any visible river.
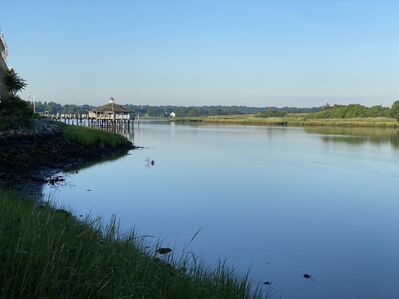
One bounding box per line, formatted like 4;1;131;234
44;122;399;299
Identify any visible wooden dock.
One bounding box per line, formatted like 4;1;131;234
44;113;134;129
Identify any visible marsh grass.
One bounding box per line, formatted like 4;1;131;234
0;189;264;298
56;123;131;148
174;115;399;128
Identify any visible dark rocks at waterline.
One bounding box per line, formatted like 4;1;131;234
48;176;65;185
156;247;172;255
0;119;63;139
0;120;134;183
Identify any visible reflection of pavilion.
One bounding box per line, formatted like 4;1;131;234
88;97;133;127
102;124;133;141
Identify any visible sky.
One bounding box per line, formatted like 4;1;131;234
1;0;398;107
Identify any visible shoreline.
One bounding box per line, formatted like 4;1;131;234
0;121;262;298
0;120;134;187
172;115;399;128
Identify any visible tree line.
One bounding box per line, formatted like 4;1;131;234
33;101;321;117
31;100;399;120
306;103;399;120
34;101;94;115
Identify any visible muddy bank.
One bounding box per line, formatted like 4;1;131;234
0;120;134;185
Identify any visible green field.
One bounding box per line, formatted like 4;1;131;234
0;189;264;298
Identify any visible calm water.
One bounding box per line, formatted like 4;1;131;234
45;123;399;299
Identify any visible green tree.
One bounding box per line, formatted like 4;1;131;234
0;69;34;130
391;101;399;121
3;69;26;95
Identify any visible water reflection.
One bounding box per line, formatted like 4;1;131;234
44;123;399;299
304;127;399;149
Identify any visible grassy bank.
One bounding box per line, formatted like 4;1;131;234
57;123;131;148
173;114;399;128
0;189;263;298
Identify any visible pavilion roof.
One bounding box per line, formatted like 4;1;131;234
92;98;129;113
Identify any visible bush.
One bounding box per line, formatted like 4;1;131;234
256;108;287;118
0;69;34;131
0;95;34;130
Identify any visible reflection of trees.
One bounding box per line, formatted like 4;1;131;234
66;151;129;173
304;127;399;149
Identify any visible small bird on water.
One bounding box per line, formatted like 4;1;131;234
303;274;312;279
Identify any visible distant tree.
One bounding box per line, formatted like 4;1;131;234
391;101;399;121
256;108;287;118
187;108;200;117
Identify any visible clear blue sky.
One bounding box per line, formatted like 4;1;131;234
1;0;398;107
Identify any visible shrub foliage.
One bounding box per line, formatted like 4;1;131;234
0;69;34;131
306;104;392;119
0;95;34;130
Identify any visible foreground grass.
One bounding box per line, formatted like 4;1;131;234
57;123;131;148
0;189;263;299
173;114;399;128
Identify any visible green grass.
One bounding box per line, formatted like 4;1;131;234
57;123;131;148
173;114;399;128
0;189;265;298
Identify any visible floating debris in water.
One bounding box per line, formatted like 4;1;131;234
263;281;272;285
156;247;172;255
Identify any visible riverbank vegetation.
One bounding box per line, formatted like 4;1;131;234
56;123;131;148
0;189;263;298
306;104;392;119
255;102;399;121
174;101;399;128
173;114;399;128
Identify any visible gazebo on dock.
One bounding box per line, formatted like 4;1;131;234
88;97;132;127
